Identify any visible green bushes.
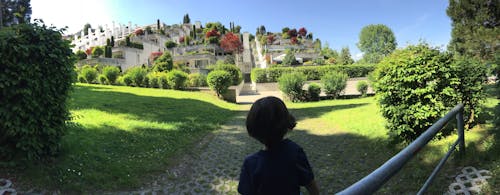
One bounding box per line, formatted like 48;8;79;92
147;72;160;88
102;66;120;84
166;70;188;89
207;70;232;97
188;73;207;87
0;22;76;160
125;67;148;87
372;43;485;144
308;83;322;101
98;74;108;84
278;72;306;102
321;71;348;98
80;65;98;83
250;64;376;83
356;81;369;97
214;63;242;85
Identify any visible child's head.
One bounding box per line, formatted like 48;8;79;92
246;96;296;147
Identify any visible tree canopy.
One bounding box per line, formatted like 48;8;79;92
357;24;397;63
220;32;242;53
447;0;499;62
339;47;354;65
1;0;31;27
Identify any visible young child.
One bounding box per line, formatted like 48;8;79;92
238;96;319;195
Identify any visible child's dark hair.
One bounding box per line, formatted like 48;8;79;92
246;96;297;147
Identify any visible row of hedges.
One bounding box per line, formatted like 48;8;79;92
251;64;376;83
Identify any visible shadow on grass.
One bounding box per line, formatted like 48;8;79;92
183;117;460;194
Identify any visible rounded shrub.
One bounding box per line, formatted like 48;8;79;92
147;72;160;88
214;63;242;85
308;83;321;101
372;43;477;144
102;66;120;84
188;73;207;87
126;67;148;87
356;81;369;97
77;75;86;83
0;22;76;160
166;70;188;90
158;72;170;89
80;66;98;83
98;74;108;84
278;72;306;102
122;74;133;86
207;70;232;97
321;71;348;98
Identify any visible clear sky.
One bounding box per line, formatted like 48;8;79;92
31;0;451;59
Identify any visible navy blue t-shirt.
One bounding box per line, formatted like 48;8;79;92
238;139;314;195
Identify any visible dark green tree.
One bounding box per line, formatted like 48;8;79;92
1;0;31;27
183;13;190;24
0;21;75;160
339;47;354;65
75;50;87;60
83;23;91;36
110;36;115;47
447;0;499;62
357;24;397;63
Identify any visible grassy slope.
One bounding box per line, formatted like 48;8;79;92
285;91;499;194
20;84;238;192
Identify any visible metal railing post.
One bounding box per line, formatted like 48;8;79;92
457;108;465;155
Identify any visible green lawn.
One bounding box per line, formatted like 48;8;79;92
10;83;238;192
284;88;499;194
3;83;499;194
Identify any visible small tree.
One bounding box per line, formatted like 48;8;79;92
356;81;369;97
75;50;87;60
126;67;148;87
183;13;191;24
91;46;104;58
220;32;243;53
298;27;307;37
166;70;188;89
278;72;306;102
214;63;242;85
339;47;354;65
282;50;297;65
102;66;121;84
207;70;232;97
80;65;98;83
308;83;321;101
165;40;177;49
153;52;173;72
321;71;348;98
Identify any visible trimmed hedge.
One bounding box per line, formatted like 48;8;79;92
251;64;376;83
0;22;76;160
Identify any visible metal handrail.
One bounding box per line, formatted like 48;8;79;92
337;104;465;195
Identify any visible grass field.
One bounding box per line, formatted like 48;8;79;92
2;83;499;194
6;84;238;192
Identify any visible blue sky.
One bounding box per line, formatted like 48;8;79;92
31;0;451;59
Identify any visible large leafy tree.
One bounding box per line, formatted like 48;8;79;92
447;0;499;62
220;32;242;53
357;24;397;63
1;0;31;27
